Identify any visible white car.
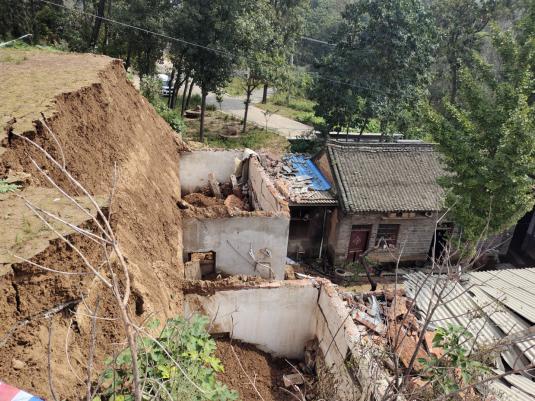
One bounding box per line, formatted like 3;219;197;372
158;73;171;96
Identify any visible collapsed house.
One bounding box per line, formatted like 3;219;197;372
178;149;290;280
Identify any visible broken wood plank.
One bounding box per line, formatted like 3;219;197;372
387;296;409;320
208;172;222;198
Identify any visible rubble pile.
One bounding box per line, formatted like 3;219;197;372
262;154;331;203
339;289;445;383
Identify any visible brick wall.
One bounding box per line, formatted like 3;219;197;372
329;212;439;264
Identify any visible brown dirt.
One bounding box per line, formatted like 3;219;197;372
0;50;187;399
183;192;224;207
215;338;296;401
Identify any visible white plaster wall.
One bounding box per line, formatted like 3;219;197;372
184;283;319;358
182;215;290;279
179;150;242;194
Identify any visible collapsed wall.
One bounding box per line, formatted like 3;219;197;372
179;150;290;279
184;279;392;401
0;49;186;399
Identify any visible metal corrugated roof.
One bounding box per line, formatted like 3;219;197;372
405;269;535;400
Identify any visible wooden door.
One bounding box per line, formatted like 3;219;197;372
347;229;369;262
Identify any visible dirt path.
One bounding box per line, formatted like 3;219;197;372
192;86;312;139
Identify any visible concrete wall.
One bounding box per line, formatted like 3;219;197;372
179;150;242;194
184;281;318;358
248;157;289;214
328;212;438;264
315;283;391;401
182;214;289;279
184;279;392;401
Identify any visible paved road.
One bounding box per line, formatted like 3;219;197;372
192;86;313;139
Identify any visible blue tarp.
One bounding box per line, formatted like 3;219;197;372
285;155;331;191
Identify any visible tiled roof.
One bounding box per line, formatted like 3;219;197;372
288;190;338;206
327;141;445;213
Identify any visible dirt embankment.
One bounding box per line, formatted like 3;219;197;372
0;50;186;399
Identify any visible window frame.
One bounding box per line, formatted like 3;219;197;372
375;224;400;248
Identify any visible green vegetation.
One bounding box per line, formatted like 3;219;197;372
94;315;237;401
140;75;186;133
419;324;491;396
224;77;246;97
256;92;323;126
0;180;20;194
429;24;535;242
183;111;289;153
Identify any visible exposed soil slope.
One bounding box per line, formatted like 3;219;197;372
0;49;186;399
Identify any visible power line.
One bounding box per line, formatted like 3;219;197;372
37;0;395;96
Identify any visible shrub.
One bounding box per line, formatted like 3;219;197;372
140;75;162;104
154;101;186;133
94;315;238;401
0;180;20;194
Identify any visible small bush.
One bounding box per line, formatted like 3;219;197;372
206;104;217;112
154;101;186;133
0;180;20;194
94;315;238;401
140;75;162;104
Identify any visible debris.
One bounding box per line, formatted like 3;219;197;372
208;173;222;199
386;296;408;320
283;373;305;388
353;310;385;334
224;194;245;210
387;325;428;371
230;174;241;197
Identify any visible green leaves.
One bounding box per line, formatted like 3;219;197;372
0;180;20;194
430;26;535;242
311;0;436;135
94;315;238;401
420;324;491;396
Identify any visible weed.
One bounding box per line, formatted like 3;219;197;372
94;315;238;401
0;179;20;193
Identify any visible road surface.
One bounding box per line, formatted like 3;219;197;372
192;86;313;139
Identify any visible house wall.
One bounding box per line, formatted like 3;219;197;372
182;214;289;279
329;212;438;264
179;150;242;194
248;157;289;213
184;279;392;401
184;281;318;358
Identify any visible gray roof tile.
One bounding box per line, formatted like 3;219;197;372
327;141;445;213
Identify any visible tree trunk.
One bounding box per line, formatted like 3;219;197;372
185;80;194;110
89;0;106;50
102;0;112;52
171;75;183;110
242;86;253;133
199;89;207;142
181;75;190;116
345;124;350;142
125;41;133;71
358;119;368;142
167;68;175;108
262;83;268;104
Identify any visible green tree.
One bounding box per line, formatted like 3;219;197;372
312;0;436;138
429;0;498;103
175;0;250;141
429;28;535;241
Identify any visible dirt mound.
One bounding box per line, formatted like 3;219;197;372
183;192;224;207
0;50;186;399
215;338;296;401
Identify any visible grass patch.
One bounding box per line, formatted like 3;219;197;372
224;76;246;97
255;92;324;126
183;111;289;154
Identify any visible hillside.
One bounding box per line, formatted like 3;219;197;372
0;49;186;399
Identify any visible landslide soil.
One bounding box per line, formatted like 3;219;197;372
0;49;186;399
215;338;296;401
